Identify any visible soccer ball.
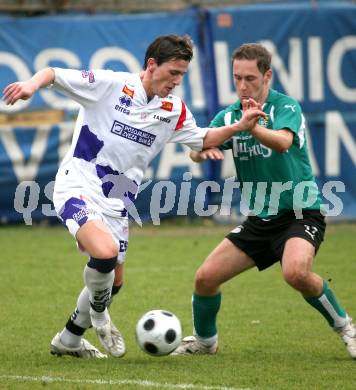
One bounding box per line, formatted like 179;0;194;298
135;309;182;356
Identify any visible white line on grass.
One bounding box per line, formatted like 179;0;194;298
0;374;251;390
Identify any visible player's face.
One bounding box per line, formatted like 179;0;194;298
147;58;189;98
232;59;272;104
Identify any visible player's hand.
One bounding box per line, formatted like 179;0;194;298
190;148;224;162
200;148;224;161
2;80;37;105
234;98;267;131
241;97;262;111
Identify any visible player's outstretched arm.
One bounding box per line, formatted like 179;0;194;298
3;68;55;105
203;105;266;149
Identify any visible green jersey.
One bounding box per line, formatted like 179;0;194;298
210;89;322;218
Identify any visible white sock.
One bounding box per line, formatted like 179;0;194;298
72;287;92;329
60;328;82;348
90;307;110;328
84;265;114;327
195;333;218;347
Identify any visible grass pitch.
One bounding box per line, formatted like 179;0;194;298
0;221;356;389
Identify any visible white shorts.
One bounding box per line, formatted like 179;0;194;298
53;168;129;263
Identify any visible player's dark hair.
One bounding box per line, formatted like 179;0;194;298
232;43;271;74
143;35;194;69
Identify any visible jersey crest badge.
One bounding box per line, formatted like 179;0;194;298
161;101;173;111
122;85;134;98
259;115;269;127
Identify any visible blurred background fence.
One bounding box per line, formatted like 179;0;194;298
0;0;355;224
1;0;352;14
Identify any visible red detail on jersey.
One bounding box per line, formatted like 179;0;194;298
122;85;134;98
175;100;186;130
161;101;173;112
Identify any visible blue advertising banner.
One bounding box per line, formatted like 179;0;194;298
205;2;356;221
0;10;205;117
0;3;355;224
0;10;209;224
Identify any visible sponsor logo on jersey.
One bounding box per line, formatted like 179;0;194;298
153;114;171;123
284;104;296;112
119;94;132;108
81;70;95;83
122;85;134;98
232;137;272;159
161;101;173;111
115;94;132;115
111;120;156;147
114;104;130;115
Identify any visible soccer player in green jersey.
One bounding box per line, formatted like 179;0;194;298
172;43;356;359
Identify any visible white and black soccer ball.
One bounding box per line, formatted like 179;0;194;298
135;309;182;356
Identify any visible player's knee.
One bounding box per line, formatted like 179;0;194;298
283;267;309;290
195;267;218;294
92;243;118;259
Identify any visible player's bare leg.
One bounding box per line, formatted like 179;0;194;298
172;239;255;355
282;237;356;359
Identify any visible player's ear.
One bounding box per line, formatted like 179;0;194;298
264;68;272;83
147;58;157;73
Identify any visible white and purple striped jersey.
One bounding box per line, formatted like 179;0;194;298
52;68;208;218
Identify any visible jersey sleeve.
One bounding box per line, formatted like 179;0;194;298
209;109;233;151
169;102;208;151
273;97;302;134
209;110;225;128
53;68;115;106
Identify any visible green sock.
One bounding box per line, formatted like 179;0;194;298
304;280;347;328
192;293;221;338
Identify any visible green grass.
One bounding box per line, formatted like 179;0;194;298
0;222;356;389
